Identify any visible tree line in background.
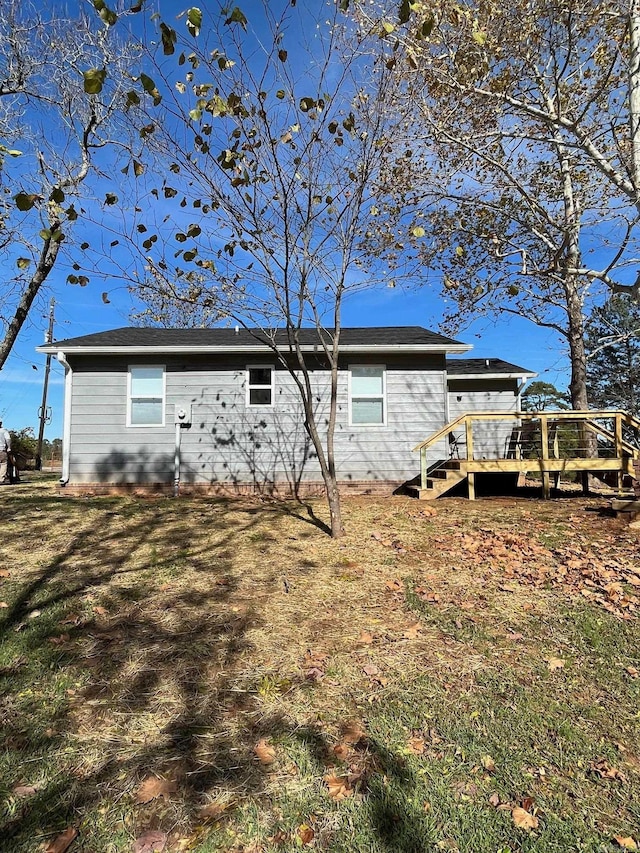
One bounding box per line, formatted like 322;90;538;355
8;429;62;468
2;0;640;533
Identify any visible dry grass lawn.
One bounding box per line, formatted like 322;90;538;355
1;479;639;852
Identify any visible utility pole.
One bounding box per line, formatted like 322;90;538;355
35;298;55;471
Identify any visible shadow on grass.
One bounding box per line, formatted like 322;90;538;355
0;493;275;848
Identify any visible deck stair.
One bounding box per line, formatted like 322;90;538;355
411;410;640;500
406;461;467;499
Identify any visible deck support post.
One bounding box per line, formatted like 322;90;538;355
465;417;475;499
615;413;624;495
540;415;550;499
467;471;476;500
420;446;427;491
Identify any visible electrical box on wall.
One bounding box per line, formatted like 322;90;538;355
174;404;192;425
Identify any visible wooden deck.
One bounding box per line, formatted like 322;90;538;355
412;410;640;500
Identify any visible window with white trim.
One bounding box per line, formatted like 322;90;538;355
350;365;386;425
128;366;165;426
246;365;274;407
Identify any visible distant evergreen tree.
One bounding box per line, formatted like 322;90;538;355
586;296;640;416
521;381;570;412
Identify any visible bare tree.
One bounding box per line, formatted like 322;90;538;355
0;0;143;369
350;0;640;419
126;2;416;537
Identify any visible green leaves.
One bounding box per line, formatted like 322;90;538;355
160;22;177;54
14;192;39;211
398;0;411;24
16;257;31;270
0;144;21;158
140;73;162;106
83;68;107;95
224;7;247;29
412;225;426;238
104;192;118;205
67;274;89;286
92;0;117;26
126;90;141;108
186;7;202;37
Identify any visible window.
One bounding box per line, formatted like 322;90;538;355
128;366;165;426
350;365;386;425
246;365;274;406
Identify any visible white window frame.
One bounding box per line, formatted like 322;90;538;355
348;364;387;427
246;364;275;408
127;365;166;428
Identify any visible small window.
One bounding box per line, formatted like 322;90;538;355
350;365;386;425
247;365;274;406
128;366;165;426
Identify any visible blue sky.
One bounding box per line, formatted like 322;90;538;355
0;0;572;439
0;279;566;440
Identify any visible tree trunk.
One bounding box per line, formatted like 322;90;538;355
0;226;61;372
630;0;640;203
566;279;596;493
290;337;344;538
566;289;589;413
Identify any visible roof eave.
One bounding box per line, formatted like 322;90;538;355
448;371;537;380
38;342;472;356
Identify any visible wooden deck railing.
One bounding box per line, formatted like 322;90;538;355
413;410;640;499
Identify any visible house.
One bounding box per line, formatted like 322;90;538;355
37;326;535;495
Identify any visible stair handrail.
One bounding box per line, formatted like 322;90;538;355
583;418;640;458
413;413;469;453
413;409;640;456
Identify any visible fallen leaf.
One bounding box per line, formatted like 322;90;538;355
481;755;496;773
0;601;8;608
28;609;41;619
591;759;626;782
48;634;70;645
341;721;366;744
254;737;276;765
13;784;38;797
521;795;535;812
362;663;380;677
546;657;565;671
488;792;501;807
305;666;325;682
132;830;167;853
358;630;374;645
614;837;638;850
324;773;353;801
512;806;539;830
0;569;10;578
333;742;352;761
385;578;402;592
45;827;78;853
134;776;177;804
407;737;425;755
626;666;639;678
402;623;422;640
93;605;108;616
298;824;315;845
199;800;232;820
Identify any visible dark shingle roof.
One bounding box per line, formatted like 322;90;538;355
43;325;469;352
447;357;535;376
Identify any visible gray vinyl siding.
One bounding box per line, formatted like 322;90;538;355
66;354;448;486
447;379;520;459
